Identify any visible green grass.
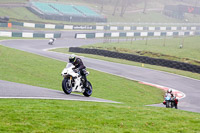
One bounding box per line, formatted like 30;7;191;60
0;99;200;133
1;44;200;132
0;7;66;24
107;11;183;23
0;0;27;3
82;36;200;63
0;7;40;21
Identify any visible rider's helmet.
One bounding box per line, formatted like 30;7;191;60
167;89;172;93
69;54;76;63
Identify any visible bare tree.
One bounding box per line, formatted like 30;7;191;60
143;0;147;13
100;0;104;13
113;0;143;17
120;0;134;17
112;0;120;16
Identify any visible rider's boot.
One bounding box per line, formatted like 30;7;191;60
82;75;89;88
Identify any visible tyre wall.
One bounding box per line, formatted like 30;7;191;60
69;47;200;74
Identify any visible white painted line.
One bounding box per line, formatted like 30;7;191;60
0;97;120;103
43;47;66;51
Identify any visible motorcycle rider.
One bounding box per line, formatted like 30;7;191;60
48;38;56;45
68;54;88;88
165;89;172;98
163;89;172;107
170;92;178;109
164;89;178;109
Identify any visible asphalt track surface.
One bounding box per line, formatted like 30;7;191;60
0;80;119;103
1;37;200;113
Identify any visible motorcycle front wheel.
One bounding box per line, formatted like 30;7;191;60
83;81;92;97
166;100;170;108
62;78;72;94
171;101;175;108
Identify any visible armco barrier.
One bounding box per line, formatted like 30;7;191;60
75;31;198;38
0;31;61;38
69;47;200;74
10;21;200;31
0;23;12;28
11;21;94;30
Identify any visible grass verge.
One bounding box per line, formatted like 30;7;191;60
1;99;200;133
83;36;200;65
0;45;200;132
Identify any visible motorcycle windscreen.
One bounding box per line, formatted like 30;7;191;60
66;63;74;68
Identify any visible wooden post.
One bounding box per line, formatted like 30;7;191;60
145;37;148;45
163;36;166;47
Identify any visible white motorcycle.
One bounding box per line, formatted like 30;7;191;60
61;63;92;97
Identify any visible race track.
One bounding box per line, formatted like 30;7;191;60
0;80;119;103
1;36;200;113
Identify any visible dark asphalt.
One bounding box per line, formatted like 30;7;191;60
1;37;200;113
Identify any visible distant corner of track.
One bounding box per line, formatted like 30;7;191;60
139;81;186;100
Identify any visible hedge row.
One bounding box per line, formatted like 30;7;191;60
69;47;200;74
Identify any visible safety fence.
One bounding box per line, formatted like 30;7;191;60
0;23;12;28
0;31;61;38
11;21;94;30
69;47;200;74
75;31;199;39
1;21;200;31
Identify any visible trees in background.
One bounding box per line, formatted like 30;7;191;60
83;0;148;17
112;0;143;17
84;0;199;17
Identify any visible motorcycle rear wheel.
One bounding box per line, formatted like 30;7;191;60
175;104;178;109
83;81;92;97
62;78;72;94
